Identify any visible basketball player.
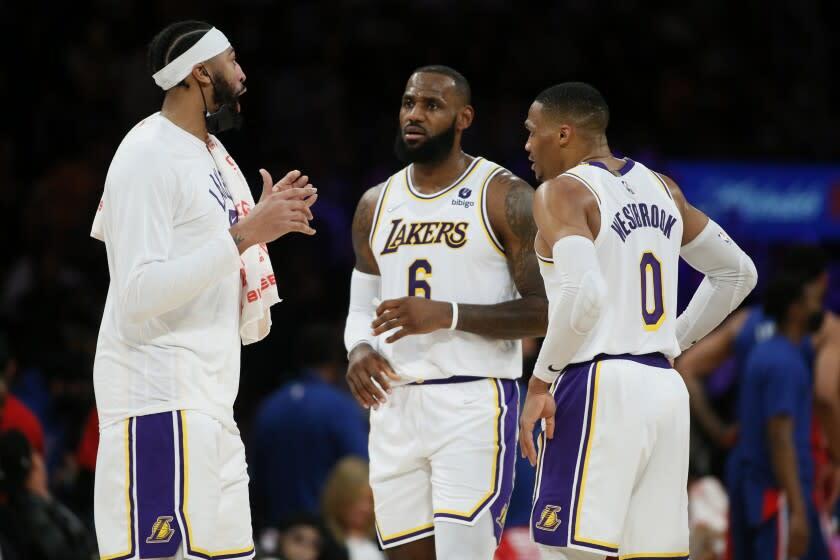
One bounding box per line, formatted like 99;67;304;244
344;66;547;559
518;82;757;559
91;21;317;560
676;246;840;479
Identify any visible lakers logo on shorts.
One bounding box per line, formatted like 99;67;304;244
536;505;562;532
146;515;175;544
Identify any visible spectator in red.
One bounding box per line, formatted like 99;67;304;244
0;334;44;455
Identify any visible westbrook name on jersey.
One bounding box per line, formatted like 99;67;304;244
538;158;684;362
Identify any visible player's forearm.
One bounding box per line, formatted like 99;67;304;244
121;229;240;322
684;373;729;441
815;399;840;463
456;294;548;338
815;346;840;461
769;422;807;513
531;237;607;383
676;221;757;350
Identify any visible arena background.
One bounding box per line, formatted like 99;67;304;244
1;1;839;558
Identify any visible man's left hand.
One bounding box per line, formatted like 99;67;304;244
372;297;453;343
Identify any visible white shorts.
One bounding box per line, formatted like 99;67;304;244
94;410;255;560
531;354;690;559
369;377;519;549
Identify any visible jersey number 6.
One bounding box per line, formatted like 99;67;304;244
640;251;665;330
408;259;432;299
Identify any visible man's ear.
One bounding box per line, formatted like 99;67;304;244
191;65;212;86
457;105;475;132
556;124;573;147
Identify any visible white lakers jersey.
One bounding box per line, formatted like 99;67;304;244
369;156;522;382
538;159;683;361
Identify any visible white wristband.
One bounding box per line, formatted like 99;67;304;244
449;302;459;330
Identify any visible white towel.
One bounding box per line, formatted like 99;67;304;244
207;134;281;345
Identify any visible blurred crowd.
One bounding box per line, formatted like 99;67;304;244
2;0;839;558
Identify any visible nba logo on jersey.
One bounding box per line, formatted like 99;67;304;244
146;515;176;544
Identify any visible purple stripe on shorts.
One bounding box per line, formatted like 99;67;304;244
489;379;519;543
135;411;182;558
568;365;613;552
433;379;519;530
531;363;593;548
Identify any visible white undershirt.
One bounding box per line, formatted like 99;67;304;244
92;113;243;432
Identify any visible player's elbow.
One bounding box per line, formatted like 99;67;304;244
814;385;839;413
120;279;161;324
569;271;607;335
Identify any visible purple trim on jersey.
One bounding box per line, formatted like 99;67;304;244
531;363;594;548
564;352;670;372
433;379;518;535
135;412;182;558
586;158;635;176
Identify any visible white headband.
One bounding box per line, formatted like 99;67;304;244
152;27;231;90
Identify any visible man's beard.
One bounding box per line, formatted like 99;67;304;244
394;119;457;164
206;73;244;134
211;72;243;108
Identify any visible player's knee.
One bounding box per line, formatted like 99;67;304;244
434;515;496;559
570;270;607;334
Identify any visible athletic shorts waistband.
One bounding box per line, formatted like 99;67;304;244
563;352;670;373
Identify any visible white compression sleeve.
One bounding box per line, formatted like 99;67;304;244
532;236;607;384
344;269;381;355
676;219;758;351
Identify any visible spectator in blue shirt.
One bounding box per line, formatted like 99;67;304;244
727;267;830;560
250;323;369;529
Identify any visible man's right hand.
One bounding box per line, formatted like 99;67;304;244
788;507;810;557
346;343;400;410
230;169;317;253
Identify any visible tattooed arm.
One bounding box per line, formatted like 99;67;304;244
345;183;400;409
456;170;548;338
371;170;548;343
351;184;382;275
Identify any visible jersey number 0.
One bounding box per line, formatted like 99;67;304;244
640;251;665;330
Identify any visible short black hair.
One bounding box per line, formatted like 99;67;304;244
147;20;213;88
534;82;609;133
412;65;471;104
777;244;827;284
764;244;827;324
764;272;807;325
